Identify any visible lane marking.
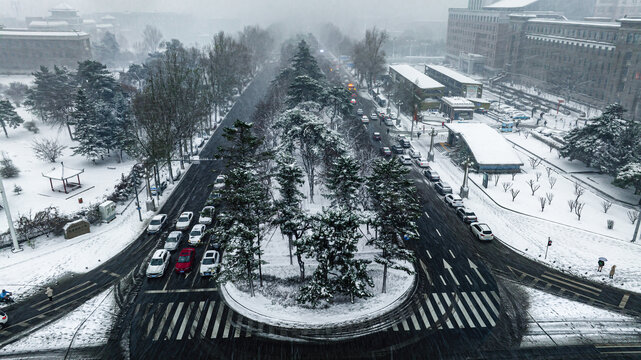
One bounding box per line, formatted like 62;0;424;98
37;283;97;311
435;228;442;237
619;294;631;309
423;295;440;327
200;302;216;338
188;301;205;339
540;274;601;296
410;313;421;330
461;292;486;328
101;269;120;278
392;324;399;331
452;292;476;328
153;302;175;341
164;301;183;340
431;293;454;329
419;259;433;285
425;249;432;259
401;318;410;331
543;272;602;292
222;309;233;338
440;293;464;328
449;249;455;259
443;259;460;286
162;270;173;291
440;275;447;285
143;304;156;338
468;259;487;285
481;291;500;316
417;303;431;329
490;291;501;303
424;211;430;219
144;287;217;294
465;275;473;285
32;281;91;307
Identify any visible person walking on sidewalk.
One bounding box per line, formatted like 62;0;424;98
597;259;605;272
45;286;53;301
609;265;616;279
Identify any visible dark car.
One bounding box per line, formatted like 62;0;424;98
175;248;196;274
456;207;478;223
424;169;440;182
391;145;404;154
435;181;453;195
373;132;382;141
380;147;392;157
400;139;411;148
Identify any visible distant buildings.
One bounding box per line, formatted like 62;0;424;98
388;64;446;109
594;0;641;20
425;64;483;98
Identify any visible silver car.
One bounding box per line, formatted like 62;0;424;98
164;231;183;251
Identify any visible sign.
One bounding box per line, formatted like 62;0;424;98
63;219;90;240
482;173;489;188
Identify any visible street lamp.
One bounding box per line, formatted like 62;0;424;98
0;175;22;253
427;127;437;161
460;157;473;199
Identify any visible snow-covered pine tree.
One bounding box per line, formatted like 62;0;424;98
0;99;24;138
366;158;418;293
286;75;325;108
76;60;118;104
615;162;641;195
324;154;362;212
290;40;323;81
71;89;104;161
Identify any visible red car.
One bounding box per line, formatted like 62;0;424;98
174;248;196;274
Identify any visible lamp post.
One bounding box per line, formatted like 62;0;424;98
460;157;473;199
427;127;437;161
633;212;641;243
0;175;22;253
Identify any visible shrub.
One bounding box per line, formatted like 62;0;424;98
23;121;40;134
32;138;67;162
0;153;19;178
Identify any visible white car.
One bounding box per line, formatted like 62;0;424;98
356;108;363;115
408;148;421;159
147;214;167;234
415;159;430;168
199;206;215;225
399;155;412;165
199;250;220;277
146;249;171;278
164;231;183;251
175;212;193;230
444;194;464;208
361;115;370;124
213;175;226;190
189;224;207;245
0;310;7;329
470;222;494;241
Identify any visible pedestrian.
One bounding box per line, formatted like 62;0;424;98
387;128;390;135
441;121;445;128
597;259;605;272
544;120;548;127
46;286;53;301
609;265;616;279
417;132;421;139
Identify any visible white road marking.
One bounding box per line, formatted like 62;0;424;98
443;259;460;286
619;294;631;309
424;211;430;219
164;302;184;340
425;249;432;259
418;303;431;329
410;313;421;330
461;292;486;327
440;293;465;328
211;303;225;338
401;318;410;331
419;259;433;285
37;283;97;311
453;292;476;328
481;291;500;316
471;292;496;326
162;270;173;291
188;301;205;339
222;309;233;338
101;269;120;278
153;303;175;341
440;275;447;285
435;228;442;237
176;302;194;340
423;295;440;327
449;249;455;258
144;287;217;294
200;302;216;338
465;274;473;285
32;281;91;307
468;259;487;285
431;293;454;329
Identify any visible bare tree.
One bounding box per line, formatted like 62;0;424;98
142;25;163;54
502;182;513;193
548;176;557;189
528;157;542;169
535;171;542;181
511;172;517;181
539;196;547;212
575;202;585;220
546;167;553;178
31;138;67;162
526;179;541;195
574;182;585;202
546;192;554;205
601;200;613;213
567;199;577;212
627;210;640;224
510;188;521;202
523;131;530;139
494;174;500;186
352;27;388;90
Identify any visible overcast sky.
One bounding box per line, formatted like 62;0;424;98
1;0;466;24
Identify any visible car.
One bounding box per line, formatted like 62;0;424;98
357;108;363;116
373;132;381;141
391;145;404;154
400;139;411;148
164;231;183;251
189;224;207;246
171;168;182;181
175;211;194;230
396;134;407;142
150;181;167;196
213;175;226;190
350;98;356;104
456;207;478;223
435;181;453;195
146;249;171;278
470;222;494;241
0;310;7;329
408;148;421;159
175;248;196;273
378;111;387;119
399;155;412;165
195;137;205;147
147;214;167;234
424;169;440;182
370;112;378;120
444;194;464;208
415;159;430;168
389;112;398;120
199;206;215;225
199;250;220;277
380;147;392;157
361;115;370;124
384;118;395;126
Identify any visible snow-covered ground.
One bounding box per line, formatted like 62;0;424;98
0;288;117;355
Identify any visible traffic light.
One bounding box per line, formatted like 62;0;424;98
547;239;552;246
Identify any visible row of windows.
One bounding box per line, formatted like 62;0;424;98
526;25;617;42
450;13;500;23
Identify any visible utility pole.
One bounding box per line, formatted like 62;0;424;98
460;157;472;199
0;176;22;253
132;168;142;222
410;104;417;139
633;212;641;243
427;127;437;161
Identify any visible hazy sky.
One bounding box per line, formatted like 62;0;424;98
1;0;466;24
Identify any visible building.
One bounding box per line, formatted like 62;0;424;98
0;27;91;74
594;0;641;20
425;64;484;98
388;64;446;109
27;3;82;31
440;97;476;120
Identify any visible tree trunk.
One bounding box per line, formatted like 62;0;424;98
382;262;388;294
65;121;74;141
248;266;255;297
257;225;263;287
296;250;305;281
288;233;293;265
145;171;152;199
308;167;315;203
178;140;185;169
167;158;174;185
1;123;7;138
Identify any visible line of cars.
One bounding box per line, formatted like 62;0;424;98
357;108;396;126
423;167;494;242
378;134;430;168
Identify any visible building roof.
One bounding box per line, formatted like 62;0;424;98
441;97;475;108
485;0;539;9
445;122;523;166
0;29;89;38
51;3;75;11
528;18;620;28
29;20;69;27
42;165;84;180
426;65;482;85
101;15;116;20
389;64;444;90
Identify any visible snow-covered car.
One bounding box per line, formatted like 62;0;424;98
389;112;398;120
350;98;356;104
199;250;220;277
147;214;167;234
399;155;412;165
146;249;171;278
470;222;494;241
444;194;464;208
0;310;7;329
370;112;378;120
408;148;421;159
384;118;394;126
456;207;478;223
391;145;404;154
175;212;193;230
195;137;205;147
415;159;430;168
424;169;440;182
189;224;207;246
199;206;215;225
171;167;182;181
373;132;381;141
164;231;183;251
213;175;227;190
361;115;370;124
380;147;392;157
356;108;363;116
435;181;453;195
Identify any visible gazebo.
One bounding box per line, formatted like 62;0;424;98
42;162;84;194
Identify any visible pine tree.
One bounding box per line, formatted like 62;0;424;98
324;154;362;212
615;162;641;195
366;158;418;293
71;90;103;161
76;60;118;104
0;99;24;138
290;40;323;80
286;75;325;108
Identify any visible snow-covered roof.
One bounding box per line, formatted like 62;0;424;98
0;29;89;38
101;15;116;20
528;18;620;28
42;165;84;180
51;3;75;11
29;20;69;27
441;97;475;108
389;64;444;90
445;123;523;166
96;23;114;29
485;0;539;9
426;65;481;85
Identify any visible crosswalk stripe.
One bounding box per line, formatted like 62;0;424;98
453;292;476;328
144;304;156;338
201;302;216;338
481;291;500;317
233;316;242;338
490;291;500;303
164;302;184;340
188;301;205;339
133;304;141;319
423;295;440;327
431;293;454;329
410;313;421;330
222;310;233;338
461;292;486;327
440;293;465;329
471;292;495;326
176;302;194;340
153;303;175;341
401;318;410;331
211;302;224;339
392;324;399;331
417;303;431;329
245;319;253;337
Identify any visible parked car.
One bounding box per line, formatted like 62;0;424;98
400;139;411;148
147;214;167;234
0;310;7;329
164;231;183;251
370;112;378;120
357;108;363;116
435;181;453;195
361;115;370;124
175;248;196;274
384;118;395;126
380;147;392;157
146;249;171;278
399;155;412;165
373;132;381;141
189;224;207;246
415;159;430;168
470;222;494;241
389;112;398;120
171;168;182;181
391;145;404;154
175;212;193;231
408;147;421;159
199;206;215;225
199;250;220;277
150;181;167;196
424;169;440;182
444;194;464;208
456;208;478;223
213;175;226;190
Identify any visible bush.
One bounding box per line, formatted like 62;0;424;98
78;203;101;224
607;219;614;229
23;121;40;134
0;153;19;178
14;206;69;240
32;138;67;162
13;184;22;195
106;164;144;204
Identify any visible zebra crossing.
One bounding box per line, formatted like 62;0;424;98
391;290;500;332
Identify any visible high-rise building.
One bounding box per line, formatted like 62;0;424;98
594;0;641;20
